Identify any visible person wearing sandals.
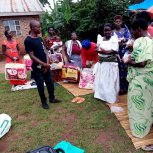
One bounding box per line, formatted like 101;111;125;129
94;23;119;104
124;19;153;151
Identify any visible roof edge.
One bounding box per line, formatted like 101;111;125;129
0;11;44;17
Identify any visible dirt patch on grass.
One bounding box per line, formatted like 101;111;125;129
62;113;77;140
94;130;124;153
62;113;77;129
77;106;85;111
62;130;74;140
16;115;27;121
56;106;68;114
31;121;39;127
11;133;20;141
63;113;76;123
0;115;30;153
0;130;20;153
0;139;10;152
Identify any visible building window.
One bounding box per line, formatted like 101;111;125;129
3;20;21;36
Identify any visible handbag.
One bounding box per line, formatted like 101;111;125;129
26;146;65;153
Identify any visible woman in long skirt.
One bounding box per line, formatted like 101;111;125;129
94;23;119;103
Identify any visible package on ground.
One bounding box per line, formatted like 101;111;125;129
79;68;95;89
0;114;11;138
11;81;48;92
5;63;27;80
62;65;80;82
48;52;64;70
23;54;32;71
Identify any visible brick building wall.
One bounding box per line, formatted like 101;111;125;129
0;15;40;56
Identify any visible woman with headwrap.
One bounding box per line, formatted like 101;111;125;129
113;15;131;95
81;39;98;68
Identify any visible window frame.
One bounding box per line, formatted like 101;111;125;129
3;20;22;36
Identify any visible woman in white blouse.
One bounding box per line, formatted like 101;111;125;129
94;23;119;103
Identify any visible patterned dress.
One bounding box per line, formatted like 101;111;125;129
127;37;153;138
113;25;131;94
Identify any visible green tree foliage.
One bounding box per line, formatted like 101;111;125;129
41;0;72;40
41;0;133;41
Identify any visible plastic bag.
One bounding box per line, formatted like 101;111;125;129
23;54;32;71
79;68;95;89
110;106;124;113
0;114;11;138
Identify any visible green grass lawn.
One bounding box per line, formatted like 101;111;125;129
0;74;145;153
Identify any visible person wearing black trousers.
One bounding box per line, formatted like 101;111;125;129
24;20;61;109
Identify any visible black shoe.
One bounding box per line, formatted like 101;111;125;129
42;103;49;109
49;98;62;103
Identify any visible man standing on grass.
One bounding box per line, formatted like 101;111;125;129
24;20;61;109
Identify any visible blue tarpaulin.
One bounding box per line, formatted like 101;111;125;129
128;0;153;10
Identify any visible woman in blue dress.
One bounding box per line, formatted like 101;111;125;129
113;15;131;95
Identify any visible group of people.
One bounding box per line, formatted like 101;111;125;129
2;10;153;151
44;28;98;69
94;12;153;150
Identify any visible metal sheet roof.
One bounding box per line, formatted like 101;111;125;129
0;0;44;17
